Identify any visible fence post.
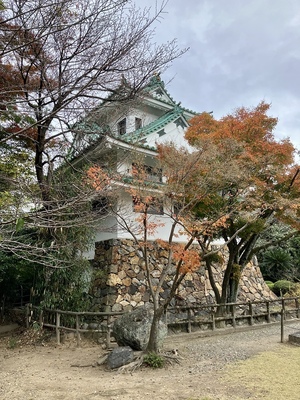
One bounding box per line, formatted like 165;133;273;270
25;304;30;329
187;308;192;333
295;298;299;319
211;313;215;331
56;311;61;345
266;301;271;323
39;309;43;329
249;302;253;326
282;298;285;319
106;315;111;349
232;304;236;328
75;314;80;347
281;308;284;343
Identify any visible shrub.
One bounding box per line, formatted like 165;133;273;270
265;281;274;291
272;280;295;296
8;337;18;349
283;282;300;298
143;352;164;368
259;247;292;282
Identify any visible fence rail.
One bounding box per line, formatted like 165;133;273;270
166;297;299;333
26;306;123;347
25;297;300;347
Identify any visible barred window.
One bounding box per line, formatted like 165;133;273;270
135;117;142;130
118;118;126;135
132;195;164;215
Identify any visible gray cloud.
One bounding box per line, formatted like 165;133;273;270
138;0;300;151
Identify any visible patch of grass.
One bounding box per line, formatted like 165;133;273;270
32;321;41;331
223;344;300;400
186;398;214;400
143;352;164;368
7;337;18;349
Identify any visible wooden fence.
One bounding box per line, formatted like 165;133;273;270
25;306;124;347
26;297;300;347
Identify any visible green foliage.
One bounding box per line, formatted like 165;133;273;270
260;248;292;281
234;218;266;239
143;352;164;368
257;222;300;282
32;321;42;331
31;258;92;328
192;194;226;220
265;281;274;291
0;181;96;313
272;280;295;296
0;149;34;209
34;258;92;312
205;252;224;264
8;337;18;349
232;264;242;283
284;283;300;297
15;218;25;232
0;251;37;307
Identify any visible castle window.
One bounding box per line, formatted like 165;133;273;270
132;195;164;215
144;165;162;183
91;197;109;215
118;118;126;135
132;163;162;183
135;117;142;130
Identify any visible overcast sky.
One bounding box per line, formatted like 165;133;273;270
139;0;300;154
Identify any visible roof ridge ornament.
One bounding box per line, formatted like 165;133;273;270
173;102;183;113
149;72;165;88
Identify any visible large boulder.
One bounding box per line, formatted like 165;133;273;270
112;305;168;351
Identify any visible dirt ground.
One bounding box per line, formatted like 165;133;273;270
1;322;300;400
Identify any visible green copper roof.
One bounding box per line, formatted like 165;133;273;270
122;104;188;145
68;75;200;158
143;74;198;115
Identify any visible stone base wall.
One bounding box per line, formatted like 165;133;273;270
91;239;276;312
204;259;277;303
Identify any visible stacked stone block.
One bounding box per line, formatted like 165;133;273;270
91;239;276;312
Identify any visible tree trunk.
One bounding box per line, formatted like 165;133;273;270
146;307;163;353
205;259;222;304
228;275;239;303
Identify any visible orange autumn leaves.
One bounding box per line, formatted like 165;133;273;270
185;102;294;169
183;102;299;225
0;21;55;145
156;239;201;274
173;245;201;274
85;165;110;191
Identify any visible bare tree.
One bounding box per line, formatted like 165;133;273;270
0;0;185;263
0;0;184;199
